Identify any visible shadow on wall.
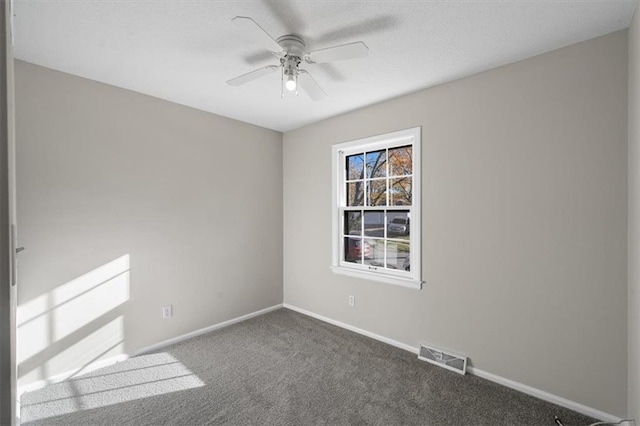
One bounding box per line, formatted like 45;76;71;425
16;254;207;423
17;255;132;389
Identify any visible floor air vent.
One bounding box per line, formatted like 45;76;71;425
418;344;467;375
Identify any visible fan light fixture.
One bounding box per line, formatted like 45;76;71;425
282;55;300;96
285;74;297;91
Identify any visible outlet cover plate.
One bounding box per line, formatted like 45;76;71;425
162;305;172;319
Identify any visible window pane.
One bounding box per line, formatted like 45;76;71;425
387;211;410;240
344;211;362;236
367;179;387;206
334;128;419;284
347;182;364;206
386;240;410;271
390;177;412;206
362;239;384;267
344;237;364;263
389;145;412;177
346;154;364;180
366;150;387;178
363;211;384;237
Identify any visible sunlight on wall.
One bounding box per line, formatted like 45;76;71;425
52;255;129;341
17;255;130;389
17;295;49;366
20;352;205;423
48;317;124;379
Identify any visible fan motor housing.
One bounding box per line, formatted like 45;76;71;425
277;34;306;57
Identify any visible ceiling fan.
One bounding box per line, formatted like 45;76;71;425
226;16;369;100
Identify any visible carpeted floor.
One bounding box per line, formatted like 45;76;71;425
20;308;597;425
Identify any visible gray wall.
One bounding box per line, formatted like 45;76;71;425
15;61;283;387
283;31;628;416
629;1;640;420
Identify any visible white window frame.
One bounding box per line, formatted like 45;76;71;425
331;127;422;290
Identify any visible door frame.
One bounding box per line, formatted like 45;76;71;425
1;0;18;424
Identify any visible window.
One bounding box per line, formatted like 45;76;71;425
331;127;422;289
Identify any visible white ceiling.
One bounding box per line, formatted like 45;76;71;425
13;1;638;132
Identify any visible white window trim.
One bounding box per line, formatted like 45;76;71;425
331;127;422;290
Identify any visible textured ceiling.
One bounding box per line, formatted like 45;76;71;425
13;1;638;132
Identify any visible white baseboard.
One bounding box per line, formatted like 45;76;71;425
18;304;283;397
283;303;621;423
283;303;418;354
134;304;283;356
465;366;622;424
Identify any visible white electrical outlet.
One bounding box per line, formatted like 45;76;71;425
162;305;172;319
348;295;355;307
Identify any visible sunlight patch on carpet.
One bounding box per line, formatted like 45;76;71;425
20;352;205;423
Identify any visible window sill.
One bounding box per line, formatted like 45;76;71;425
331;266;423;290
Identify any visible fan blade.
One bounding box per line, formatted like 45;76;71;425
226;65;279;87
307;41;369;64
298;70;327;101
232;16;282;53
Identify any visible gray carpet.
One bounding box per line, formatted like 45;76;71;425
21;308;597;425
